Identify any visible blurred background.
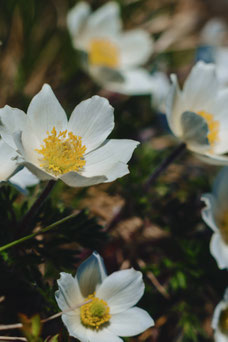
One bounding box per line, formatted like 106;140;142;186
1;0;228;341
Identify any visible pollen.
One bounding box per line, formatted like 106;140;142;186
89;38;119;68
197;111;220;150
217;211;228;245
80;293;111;330
35;127;86;176
219;307;228;334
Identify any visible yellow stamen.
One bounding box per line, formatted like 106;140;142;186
197;111;220;149
217;211;228;245
80;293;111;330
219;308;228;334
89;38;119;68
35;127;86;176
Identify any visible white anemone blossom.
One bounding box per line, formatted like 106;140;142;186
212;287;228;342
55;251;154;342
0;84;139;187
66;2;165;97
201;167;228;269
166;61;228;164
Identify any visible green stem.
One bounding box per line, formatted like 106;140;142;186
0;213;77;253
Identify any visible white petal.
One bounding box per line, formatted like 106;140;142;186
0;105;27;149
201;193;219;232
83;139;139;181
68;95;114;153
150;72;171;112
61;313;89;342
109;307;154;336
96;268;144;314
55;272;83;312
76;252;107;298
213;167;228;209
118;29;153;68
87;328;123;342
195;152;228;165
86;2;122;36
210;233;228;269
67;2;91;38
9;167;39;190
214;329;228;342
27;84;68;142
212;301;226;330
0;140;18;181
60;171;106;187
104;69;155;96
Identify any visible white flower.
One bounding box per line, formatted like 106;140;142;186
201;167;228;269
166;61;228;164
55;252;154;342
67;2;156;96
0;84;139;187
212;288;228;342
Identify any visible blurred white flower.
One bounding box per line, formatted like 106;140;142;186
201;167;228;269
55;251;154;342
67;2;160;96
212;287;228;342
0;84;139;187
166;61;228;164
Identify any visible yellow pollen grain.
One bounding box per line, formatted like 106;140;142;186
89;39;119;68
35;127;86;176
197;110;220;150
80;293;111;330
218;211;228;245
219;308;228;334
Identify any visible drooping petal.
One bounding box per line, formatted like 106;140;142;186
96;268;144;314
0;140;18;181
55;272;83;312
87;327;123;342
27;84;68;142
76;252;107;297
68;95;114;153
118;29;153;68
9;167;39;191
201;193;219;233
213;167;228;210
214;329;228;342
60;172;107;187
61;313;89;342
195;152;228;165
0;105;27;149
210;233;228;269
109;307;154;336
67;2;91;39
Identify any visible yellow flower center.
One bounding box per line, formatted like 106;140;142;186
217;211;228;245
197;111;220;149
219;307;228;334
89;38;119;68
80;293;111;330
35;127;86;176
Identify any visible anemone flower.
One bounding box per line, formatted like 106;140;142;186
166;61;228;164
0;84;139;187
55;252;154;342
212;287;228;342
201;167;228;269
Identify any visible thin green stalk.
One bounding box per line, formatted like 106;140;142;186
0;213;77;253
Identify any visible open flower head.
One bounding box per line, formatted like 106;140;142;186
166;61;228;164
201;167;228;269
0;84;139;187
212;288;228;342
55;252;154;342
67;2;155;96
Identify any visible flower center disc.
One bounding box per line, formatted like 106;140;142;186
35;127;86;176
197;110;220;149
80;293;111;330
218;211;228;245
219;308;228;334
89;39;119;68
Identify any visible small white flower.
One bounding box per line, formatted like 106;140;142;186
212;288;228;342
166;61;228;164
67;2;156;96
201;167;228;269
55;252;154;342
0;84;139;187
